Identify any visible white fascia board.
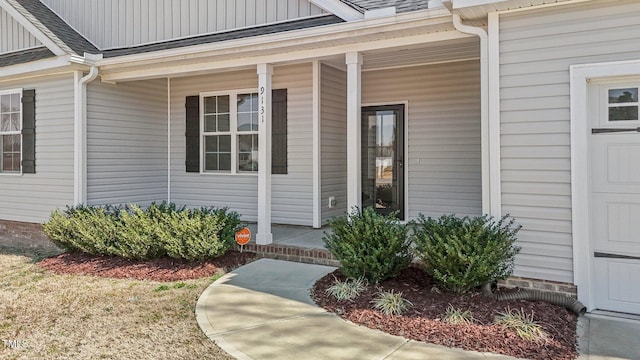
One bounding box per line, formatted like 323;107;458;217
310;0;364;21
451;0;510;9
98;7;451;68
0;55;74;82
0;0;67;56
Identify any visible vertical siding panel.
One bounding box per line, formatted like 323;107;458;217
0;8;42;53
0;75;75;223
320;64;348;222
499;0;640;283
40;0;327;49
362;61;482;219
86;79;168;206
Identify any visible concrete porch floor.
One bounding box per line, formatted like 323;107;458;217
244;223;330;249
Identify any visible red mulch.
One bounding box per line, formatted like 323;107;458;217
38;250;256;282
312;266;578;360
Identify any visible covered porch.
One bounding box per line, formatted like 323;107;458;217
91;8;495;247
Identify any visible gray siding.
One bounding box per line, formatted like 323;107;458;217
320;64;347;223
170;64;313;225
362;60;482;219
0;7;42;54
41;0;325;49
86;79;168;206
0;75;74;223
499;0;640;283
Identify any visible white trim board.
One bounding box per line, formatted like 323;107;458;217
570;59;640;311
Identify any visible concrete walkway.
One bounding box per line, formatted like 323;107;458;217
196;258;515;360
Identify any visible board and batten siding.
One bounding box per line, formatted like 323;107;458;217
41;0;325;49
0;7;42;54
320;64;347;223
362;60;482;219
86;79;168;206
0;75;74;223
170;63;314;225
499;0;640;283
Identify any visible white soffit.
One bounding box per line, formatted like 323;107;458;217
310;0;364;21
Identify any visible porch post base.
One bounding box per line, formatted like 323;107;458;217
256;233;273;245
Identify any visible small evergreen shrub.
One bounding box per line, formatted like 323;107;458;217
411;214;521;293
43;202;241;261
371;290;412;316
323;207;411;283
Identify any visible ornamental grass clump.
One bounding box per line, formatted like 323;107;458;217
325;277;367;301
411;214;521;293
323;207;412;283
371;290;412;316
495;307;549;343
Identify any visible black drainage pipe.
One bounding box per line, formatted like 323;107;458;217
481;283;586;315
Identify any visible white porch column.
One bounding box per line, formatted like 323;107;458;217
346;52;363;211
257;63;273;245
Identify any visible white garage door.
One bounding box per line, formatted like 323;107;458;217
590;85;640;315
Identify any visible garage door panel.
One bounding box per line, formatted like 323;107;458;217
592;137;640;192
592;194;640;255
594;258;640;314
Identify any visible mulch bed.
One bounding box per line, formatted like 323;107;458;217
312;266;578;360
38;250;256;282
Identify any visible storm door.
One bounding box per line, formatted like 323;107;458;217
361;105;405;219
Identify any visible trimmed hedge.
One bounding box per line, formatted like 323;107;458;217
411;214;521;293
323;207;412;283
43;202;241;261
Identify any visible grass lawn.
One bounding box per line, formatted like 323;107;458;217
0;245;232;359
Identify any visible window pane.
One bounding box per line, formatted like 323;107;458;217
251;94;258;111
238;134;258;172
609;88;638;104
217;114;230;132
1;135;20;172
205;136;218;152
0;114;9;131
219;153;231;170
217;95;230;113
204;115;217;132
0;95;9;113
238;113;252;132
219;135;231;152
10;93;20;112
237;94;253;113
204;97;216;114
609;106;639;121
252;113;259;131
10;113;19;131
205;153;219;171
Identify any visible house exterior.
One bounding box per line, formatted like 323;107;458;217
1;0;639;316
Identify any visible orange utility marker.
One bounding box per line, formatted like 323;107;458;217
235;227;251;253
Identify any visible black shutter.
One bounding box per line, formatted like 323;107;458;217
21;89;36;174
271;89;287;174
185;96;200;173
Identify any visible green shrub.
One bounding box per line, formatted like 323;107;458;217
44;205;118;254
159;207;241;261
323;207;412;283
411;214;521;292
43;202;241;261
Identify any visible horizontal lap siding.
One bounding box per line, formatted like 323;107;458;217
86;79;168;206
0;75;74;223
320;64;347;223
362;60;482;219
170;64;313;225
41;0;325;49
0;7;41;53
499;0;640;283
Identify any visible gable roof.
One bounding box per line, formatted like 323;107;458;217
340;0;431;13
12;0;98;56
0;46;55;67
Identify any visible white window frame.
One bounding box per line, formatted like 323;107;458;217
199;88;259;175
602;84;640;124
0;88;23;175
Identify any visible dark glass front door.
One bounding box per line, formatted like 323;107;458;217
361;105;405;219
